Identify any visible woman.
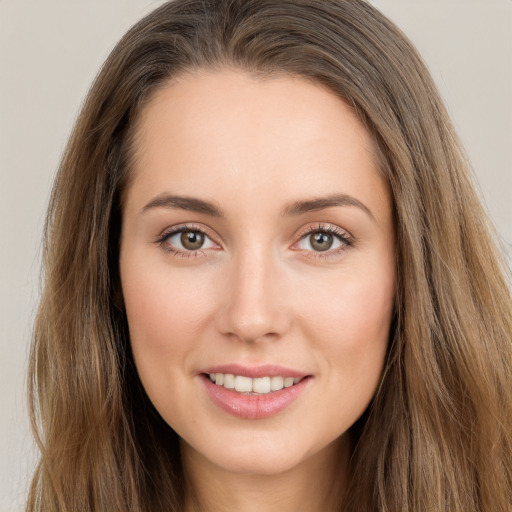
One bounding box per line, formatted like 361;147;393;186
27;0;512;511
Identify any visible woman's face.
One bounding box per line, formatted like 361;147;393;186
120;69;396;476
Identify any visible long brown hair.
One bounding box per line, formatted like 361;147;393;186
28;1;512;510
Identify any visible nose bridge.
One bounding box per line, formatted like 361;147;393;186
216;240;289;342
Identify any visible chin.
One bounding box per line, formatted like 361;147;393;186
181;427;343;477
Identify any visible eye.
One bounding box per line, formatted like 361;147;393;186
295;226;353;254
158;226;217;254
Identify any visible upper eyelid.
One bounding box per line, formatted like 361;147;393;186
158;223;218;242
295;223;353;241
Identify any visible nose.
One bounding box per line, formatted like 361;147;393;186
214;246;291;343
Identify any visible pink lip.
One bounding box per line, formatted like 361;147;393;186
199;365;311;420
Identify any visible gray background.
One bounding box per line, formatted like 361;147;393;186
1;1;510;510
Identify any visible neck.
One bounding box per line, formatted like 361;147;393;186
181;436;349;512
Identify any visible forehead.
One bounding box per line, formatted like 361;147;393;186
126;69;391;223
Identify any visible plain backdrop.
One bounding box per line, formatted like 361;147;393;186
0;1;510;511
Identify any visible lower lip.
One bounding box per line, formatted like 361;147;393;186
201;375;311;420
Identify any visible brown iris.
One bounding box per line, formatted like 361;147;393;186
309;232;333;251
181;231;205;250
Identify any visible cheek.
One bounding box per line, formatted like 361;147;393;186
301;267;394;342
121;262;216;400
123;263;213;342
297;262;395;394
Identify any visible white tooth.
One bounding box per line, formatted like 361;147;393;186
293;377;301;384
209;373;216;382
253;377;271;394
223;374;235;389
270;376;284;391
284;377;294;388
234;375;253;393
215;374;224;386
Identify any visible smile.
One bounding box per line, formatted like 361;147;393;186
208;373;303;394
200;367;311;419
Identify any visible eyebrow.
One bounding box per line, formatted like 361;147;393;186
282;193;375;221
142;192;375;221
142;194;223;216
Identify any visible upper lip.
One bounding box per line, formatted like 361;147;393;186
199;364;309;379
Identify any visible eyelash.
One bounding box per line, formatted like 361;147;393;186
156;223;354;259
296;224;354;256
156;223;218;258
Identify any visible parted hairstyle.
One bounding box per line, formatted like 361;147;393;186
27;0;512;511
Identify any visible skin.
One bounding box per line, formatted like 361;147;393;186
120;69;396;512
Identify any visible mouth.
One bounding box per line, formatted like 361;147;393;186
205;373;304;394
199;366;311;419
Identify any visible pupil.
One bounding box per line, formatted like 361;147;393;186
310;232;332;252
181;231;204;250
